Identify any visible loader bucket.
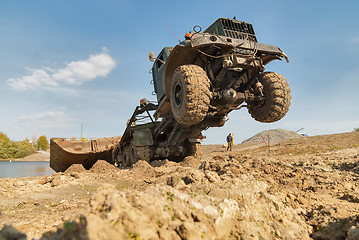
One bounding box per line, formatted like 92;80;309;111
50;136;121;172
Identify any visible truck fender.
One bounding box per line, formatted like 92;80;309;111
162;44;197;98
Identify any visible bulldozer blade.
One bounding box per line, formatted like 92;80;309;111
50;136;121;172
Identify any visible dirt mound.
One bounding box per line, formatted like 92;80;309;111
130;160;157;179
42;178;310;240
89;160;119;174
1;132;359;239
242;128;303;144
179;155;202;167
64;164;86;174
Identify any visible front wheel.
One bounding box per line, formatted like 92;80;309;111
247;72;291;123
170;65;212;126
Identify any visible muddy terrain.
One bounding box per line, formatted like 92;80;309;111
0;131;358;239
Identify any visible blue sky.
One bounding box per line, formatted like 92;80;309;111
0;0;358;144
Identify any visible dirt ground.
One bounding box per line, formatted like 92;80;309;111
0;131;359;240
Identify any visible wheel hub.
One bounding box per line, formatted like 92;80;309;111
173;81;183;108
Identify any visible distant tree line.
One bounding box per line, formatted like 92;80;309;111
0;132;49;159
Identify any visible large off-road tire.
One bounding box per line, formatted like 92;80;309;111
189;142;202;159
184;140;202;159
116;144;151;168
170;65;212;126
116;151;126;168
248;72;291;123
134;146;151;163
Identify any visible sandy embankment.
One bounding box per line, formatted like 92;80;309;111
0;151;50;162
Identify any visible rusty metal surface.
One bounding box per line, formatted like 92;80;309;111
50;136;121;172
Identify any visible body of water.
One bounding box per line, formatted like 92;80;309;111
0;161;54;178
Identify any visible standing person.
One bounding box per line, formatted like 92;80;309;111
226;133;233;151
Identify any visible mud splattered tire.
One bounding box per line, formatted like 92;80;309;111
170;65;212;126
248;72;291;123
134;146;151;163
184;141;202;159
190;142;202;159
116;145;151;168
117;144;137;168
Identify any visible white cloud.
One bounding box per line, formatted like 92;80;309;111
6;48;116;90
7;68;58;90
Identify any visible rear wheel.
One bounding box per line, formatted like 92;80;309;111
116;151;126;168
248;72;291;123
170;65;212;126
189;142;202;159
134;146;151;162
118;144;137;168
184;140;202;159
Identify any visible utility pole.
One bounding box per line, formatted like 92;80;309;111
81;123;84;141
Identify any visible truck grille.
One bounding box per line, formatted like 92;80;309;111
204;18;257;42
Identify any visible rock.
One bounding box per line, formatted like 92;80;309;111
204;170;220;183
182;170;204;185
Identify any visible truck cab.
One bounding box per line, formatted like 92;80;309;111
151;47;173;103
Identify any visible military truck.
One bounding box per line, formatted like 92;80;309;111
50;17;291;171
111;17;291;167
